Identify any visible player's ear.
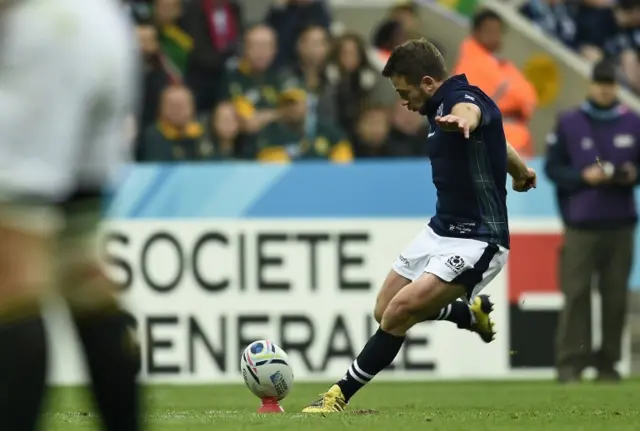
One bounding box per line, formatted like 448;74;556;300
420;76;437;92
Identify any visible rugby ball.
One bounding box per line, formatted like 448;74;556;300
240;340;294;400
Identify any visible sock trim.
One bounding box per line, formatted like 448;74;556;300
348;360;371;384
437;303;452;320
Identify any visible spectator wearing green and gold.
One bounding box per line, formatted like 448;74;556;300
228;24;295;136
256;89;353;163
153;0;192;79
140;85;207;162
198;102;258;160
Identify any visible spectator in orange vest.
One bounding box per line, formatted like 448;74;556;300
454;10;537;158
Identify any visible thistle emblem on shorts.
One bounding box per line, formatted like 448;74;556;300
446;255;465;271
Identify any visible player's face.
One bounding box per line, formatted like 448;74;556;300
588;82;617;107
390;75;428;112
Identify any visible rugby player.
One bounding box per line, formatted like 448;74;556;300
0;0;140;429
302;39;536;413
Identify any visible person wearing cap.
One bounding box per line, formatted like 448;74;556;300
545;60;640;384
255;89;352;163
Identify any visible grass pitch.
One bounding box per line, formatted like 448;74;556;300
47;380;640;430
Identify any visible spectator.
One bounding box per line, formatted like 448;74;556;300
199;102;255;160
154;0;192;79
604;0;640;92
256;90;353;163
327;33;397;138
136;23;172;135
545;61;640;383
284;25;338;124
184;0;242;112
352;105;392;158
127;0;153;22
139;85;206;161
519;0;579;49
454;10;537;158
228;24;289;135
372;19;407;65
266;0;332;67
389;100;430;157
572;0;617;62
389;1;421;36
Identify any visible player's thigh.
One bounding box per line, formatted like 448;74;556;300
57;196;120;312
378;226;434;321
423;229;509;301
374;270;411;322
0;203;59;300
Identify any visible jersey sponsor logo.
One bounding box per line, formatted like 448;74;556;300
436;104;443;117
445;255;465;272
614;134;634;148
546;133;557;146
398;255;411;267
448;222;475;234
464;94;475;101
580;137;593;150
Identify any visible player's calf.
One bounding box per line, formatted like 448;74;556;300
0;220;50;431
62;262;140;431
381;273;466;335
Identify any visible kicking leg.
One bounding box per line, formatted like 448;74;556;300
375;271;495;343
302;273;465;413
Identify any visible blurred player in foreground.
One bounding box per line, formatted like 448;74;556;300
303;39;536;413
0;0;140;430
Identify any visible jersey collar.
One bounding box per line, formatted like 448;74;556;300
419;74;470;117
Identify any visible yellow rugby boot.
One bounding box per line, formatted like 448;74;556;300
469;294;496;343
301;384;347;413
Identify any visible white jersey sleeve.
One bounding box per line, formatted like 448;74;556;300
0;0;138;202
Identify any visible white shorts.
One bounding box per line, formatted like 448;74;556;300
392;225;509;300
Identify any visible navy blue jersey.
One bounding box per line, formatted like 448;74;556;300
420;74;510;248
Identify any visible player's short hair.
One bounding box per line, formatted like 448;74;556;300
381;38;447;84
471;9;503;31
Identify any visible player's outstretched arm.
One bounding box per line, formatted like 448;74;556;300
435;103;481;138
507;142;536;192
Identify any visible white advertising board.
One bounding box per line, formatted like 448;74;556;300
45;219;630;385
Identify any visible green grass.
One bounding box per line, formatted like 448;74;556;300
46;380;640;430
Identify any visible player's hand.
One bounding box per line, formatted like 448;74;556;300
582;164;610;186
435;115;471;138
616;162;638;185
512;167;537;192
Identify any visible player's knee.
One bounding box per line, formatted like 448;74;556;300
380;298;415;334
60;262;121;314
373;297;388;323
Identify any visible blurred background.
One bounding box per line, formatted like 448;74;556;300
79;0;640;385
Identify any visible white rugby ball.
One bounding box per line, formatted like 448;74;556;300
240;340;294;400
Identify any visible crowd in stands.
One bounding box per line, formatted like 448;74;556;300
519;0;640;92
125;0;431;163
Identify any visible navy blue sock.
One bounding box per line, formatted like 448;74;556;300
426;300;472;329
336;328;405;402
72;309;140;431
0;313;47;431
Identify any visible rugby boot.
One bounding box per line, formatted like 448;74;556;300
301;384;347;413
469;294;496;343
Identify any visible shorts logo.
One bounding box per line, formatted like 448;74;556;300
445;255;465;272
398;255;410;267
